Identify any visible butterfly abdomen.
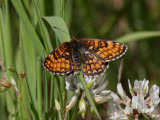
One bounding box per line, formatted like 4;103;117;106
71;46;81;74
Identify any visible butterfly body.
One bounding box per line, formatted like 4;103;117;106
44;36;128;77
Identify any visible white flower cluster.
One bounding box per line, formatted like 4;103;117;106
65;73;160;120
65;74;111;104
65;74;112;117
108;79;160;119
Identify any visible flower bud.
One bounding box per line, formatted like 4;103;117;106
66;95;77;111
20;72;26;78
79;98;86;119
55;99;61;111
8;66;16;72
94;95;112;104
0;80;12;88
87;80;94;89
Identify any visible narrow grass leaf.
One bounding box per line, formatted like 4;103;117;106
116;31;160;43
0;95;6;119
32;0;53;53
11;0;46;58
21;23;38;119
65;0;73;25
44;69;49;119
36;57;42;120
0;7;7;120
77;73;101;120
0;9;5;62
15;45;31;120
2;0;16;119
49;75;56;118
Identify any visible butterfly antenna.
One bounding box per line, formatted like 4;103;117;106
74;23;90;36
53;27;71;37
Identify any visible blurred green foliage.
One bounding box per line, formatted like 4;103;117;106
0;0;160;119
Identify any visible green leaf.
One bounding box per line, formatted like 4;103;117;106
43;16;70;43
115;31;160;43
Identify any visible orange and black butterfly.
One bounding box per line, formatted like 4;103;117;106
44;36;128;78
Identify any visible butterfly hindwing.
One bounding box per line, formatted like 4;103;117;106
79;39;128;62
83;51;109;77
44;42;73;75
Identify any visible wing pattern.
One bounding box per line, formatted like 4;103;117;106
83;51;109;77
44;42;72;75
79;39;128;62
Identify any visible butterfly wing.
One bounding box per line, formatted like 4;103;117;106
44;42;73;75
83;51;109;78
79;39;128;62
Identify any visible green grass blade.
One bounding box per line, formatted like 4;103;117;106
21;23;39;119
0;9;6;120
38;0;46;16
0;95;6;120
116;31;160;43
32;0;53;53
43;16;70;43
11;0;46;58
64;0;73;25
2;0;16;119
15;45;31;120
77;73;101;120
53;0;61;16
49;75;56;119
36;57;42;120
44;70;49;120
0;9;5;62
3;0;15;79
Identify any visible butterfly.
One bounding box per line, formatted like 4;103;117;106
44;36;128;78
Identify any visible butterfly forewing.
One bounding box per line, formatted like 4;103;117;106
44;42;73;75
79;39;128;62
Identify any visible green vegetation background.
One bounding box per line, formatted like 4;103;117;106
0;0;160;119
